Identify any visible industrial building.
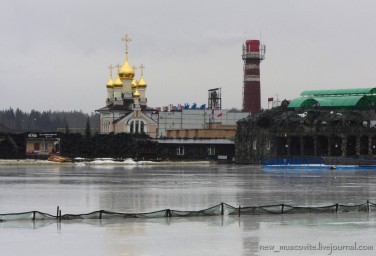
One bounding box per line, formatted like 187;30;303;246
157;109;247;138
157;88;248;138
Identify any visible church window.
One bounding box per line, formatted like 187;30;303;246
140;121;145;133
135;120;139;133
103;120;110;133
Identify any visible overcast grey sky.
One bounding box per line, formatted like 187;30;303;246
1;0;376;113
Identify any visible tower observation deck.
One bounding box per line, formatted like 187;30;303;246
242;40;265;113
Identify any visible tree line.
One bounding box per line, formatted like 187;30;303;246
0;108;99;133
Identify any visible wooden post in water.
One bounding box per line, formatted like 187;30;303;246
238;205;241;217
164;209;171;218
56;206;59;220
281;204;284;214
335;203;339;213
221;203;224;216
32;211;35;221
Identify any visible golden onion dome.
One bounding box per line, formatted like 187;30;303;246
133;88;140;98
131;79;138;89
119;54;135;79
114;74;123;88
106;75;114;88
137;76;147;88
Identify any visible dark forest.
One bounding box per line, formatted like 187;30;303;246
0;108;99;133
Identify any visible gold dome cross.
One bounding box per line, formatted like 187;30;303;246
121;34;132;53
108;64;114;76
115;64;121;72
139;64;145;75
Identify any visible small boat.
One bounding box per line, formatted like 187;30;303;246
47;156;72;163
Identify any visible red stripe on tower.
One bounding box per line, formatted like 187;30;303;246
242;40;265;113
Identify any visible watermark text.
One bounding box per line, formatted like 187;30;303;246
259;242;373;255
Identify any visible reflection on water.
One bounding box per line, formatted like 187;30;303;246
1;213;375;256
1;164;376;255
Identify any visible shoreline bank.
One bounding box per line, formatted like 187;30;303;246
0;159;214;166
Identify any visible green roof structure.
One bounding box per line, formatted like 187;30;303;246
288;88;376;109
300;88;376;96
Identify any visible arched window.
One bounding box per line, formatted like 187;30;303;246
103;120;110;133
128;119;147;134
140;121;145;133
135;120;139;133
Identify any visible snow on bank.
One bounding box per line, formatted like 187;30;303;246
0;158;212;166
87;158;211;165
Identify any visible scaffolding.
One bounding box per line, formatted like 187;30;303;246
208;88;222;110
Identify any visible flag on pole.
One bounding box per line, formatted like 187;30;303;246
268;97;273;102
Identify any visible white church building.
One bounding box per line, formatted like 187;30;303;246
96;35;158;138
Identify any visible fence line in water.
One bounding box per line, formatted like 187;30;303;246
0;201;374;222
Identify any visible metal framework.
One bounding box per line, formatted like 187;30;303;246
208;88;222;110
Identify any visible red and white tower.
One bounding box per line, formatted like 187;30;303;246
242;40;265;113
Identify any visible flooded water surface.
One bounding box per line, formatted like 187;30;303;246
0;164;376;255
